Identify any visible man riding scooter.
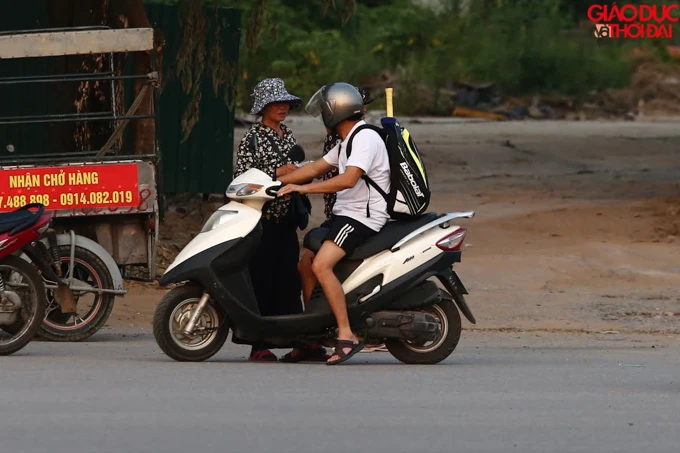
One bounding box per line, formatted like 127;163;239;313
278;82;391;365
153;82;474;364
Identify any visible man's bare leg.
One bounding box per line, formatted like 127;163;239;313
312;240;362;363
298;248;317;304
303;244;382;354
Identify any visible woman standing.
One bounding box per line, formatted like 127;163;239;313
234;78;321;361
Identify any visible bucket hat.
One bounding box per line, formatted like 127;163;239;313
250;78;302;116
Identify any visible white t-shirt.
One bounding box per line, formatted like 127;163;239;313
323;120;391;232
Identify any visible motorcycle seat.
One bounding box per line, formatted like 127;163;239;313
303;212;439;261
0;209;40;235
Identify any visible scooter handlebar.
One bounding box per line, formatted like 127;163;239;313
265;184;284;197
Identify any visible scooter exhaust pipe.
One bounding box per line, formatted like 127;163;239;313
365;311;440;342
183;292;210;335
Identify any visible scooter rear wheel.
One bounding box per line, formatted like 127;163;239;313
385;294;462;364
153;285;228;362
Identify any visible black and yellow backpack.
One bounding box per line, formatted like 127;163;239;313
343;118;430;220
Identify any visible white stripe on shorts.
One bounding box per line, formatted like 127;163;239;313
334;224;354;248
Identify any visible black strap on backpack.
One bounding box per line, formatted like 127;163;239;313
338;124;388;218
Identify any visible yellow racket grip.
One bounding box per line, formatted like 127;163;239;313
385;87;394;117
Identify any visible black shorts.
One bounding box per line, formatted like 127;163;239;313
321;215;377;254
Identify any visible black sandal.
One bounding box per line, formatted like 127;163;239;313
327;340;364;366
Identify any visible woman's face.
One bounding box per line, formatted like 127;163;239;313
261;101;291;123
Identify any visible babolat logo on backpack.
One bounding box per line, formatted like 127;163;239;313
344;118;430;219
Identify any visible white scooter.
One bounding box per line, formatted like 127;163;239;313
153;166;476;364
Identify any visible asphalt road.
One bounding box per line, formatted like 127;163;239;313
1;330;678;453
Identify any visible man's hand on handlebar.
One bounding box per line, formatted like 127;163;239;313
276;163;298;178
278;159;334;185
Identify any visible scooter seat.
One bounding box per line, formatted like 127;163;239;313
0;209;38;235
303;213;439;261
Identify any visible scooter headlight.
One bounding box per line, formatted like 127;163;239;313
226;183;264;197
200;210;238;233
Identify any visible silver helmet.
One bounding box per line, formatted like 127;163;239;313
305;83;364;130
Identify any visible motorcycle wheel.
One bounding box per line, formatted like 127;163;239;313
37;245;115;342
0;256;47;356
153;285;229;362
385;293;462;364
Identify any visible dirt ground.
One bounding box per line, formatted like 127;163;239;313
110;117;680;335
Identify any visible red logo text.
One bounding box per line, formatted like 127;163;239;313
588;3;678;38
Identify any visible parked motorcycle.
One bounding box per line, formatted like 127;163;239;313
7;223;124;342
154;147;476;365
4;226;122;343
0;203;52;355
0;203;113;348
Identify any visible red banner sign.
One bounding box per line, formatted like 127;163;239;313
0;163;139;212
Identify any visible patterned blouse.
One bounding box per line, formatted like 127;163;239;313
234;122;297;222
322;132;342;219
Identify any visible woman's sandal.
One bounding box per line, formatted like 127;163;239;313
279;346;330;363
249;349;278;362
327;340;364;366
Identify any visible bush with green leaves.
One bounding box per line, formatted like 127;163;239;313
150;0;648;115
235;0;643;115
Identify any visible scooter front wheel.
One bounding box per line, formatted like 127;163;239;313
385;293;462;364
153;285;228;362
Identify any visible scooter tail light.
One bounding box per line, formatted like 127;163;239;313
436;228;467;251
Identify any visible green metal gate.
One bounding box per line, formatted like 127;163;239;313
145;3;241;194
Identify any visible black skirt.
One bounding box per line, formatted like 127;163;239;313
248;217;302;317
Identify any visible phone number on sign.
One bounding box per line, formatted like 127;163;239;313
0;190;135;210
